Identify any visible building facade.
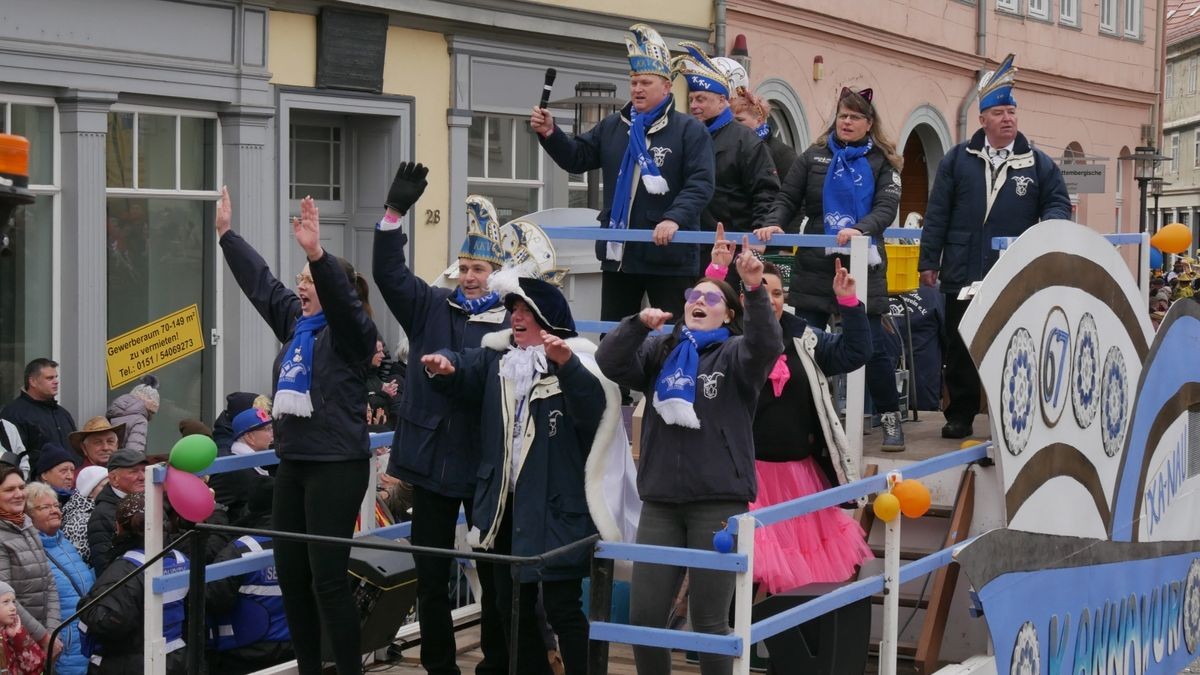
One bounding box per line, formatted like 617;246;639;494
0;0;710;451
727;0;1161;235
1158;0;1200;247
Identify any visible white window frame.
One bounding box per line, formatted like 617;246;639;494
1028;0;1049;20
1;95;62;363
287;115;348;216
996;0;1020;13
1100;0;1119;34
1189;58;1198;95
1123;0;1142;39
1167;62;1175;98
466;113;545;214
1059;0;1079;26
1171;133;1181;174
105;105;222;200
1195;131;1200;169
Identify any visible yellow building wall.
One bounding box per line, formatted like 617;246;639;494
527;0;712;29
268;11;451;281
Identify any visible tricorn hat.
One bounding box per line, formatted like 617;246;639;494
489;268;577;339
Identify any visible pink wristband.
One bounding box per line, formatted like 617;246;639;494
382;211;400;224
705;263;729;281
836;294;859;308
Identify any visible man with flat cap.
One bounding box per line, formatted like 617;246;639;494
86;447;148;573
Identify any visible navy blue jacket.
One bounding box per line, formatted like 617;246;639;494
539;98;715;276
433;335;607;582
919;129;1072;294
221;231;376;462
373;228;509;498
596;287;783;503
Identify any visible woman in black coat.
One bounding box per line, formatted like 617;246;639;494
757;88;908;451
217;188;377;675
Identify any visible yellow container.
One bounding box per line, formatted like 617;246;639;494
885;244;920;294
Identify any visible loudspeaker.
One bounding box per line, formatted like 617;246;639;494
751;583;872;675
320;535;418;659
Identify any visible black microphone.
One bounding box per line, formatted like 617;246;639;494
538;68;557;109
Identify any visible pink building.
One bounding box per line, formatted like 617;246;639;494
727;0;1162;233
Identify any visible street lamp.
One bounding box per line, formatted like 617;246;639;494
1149;178;1170;235
1119;146;1171;234
549;82;620;210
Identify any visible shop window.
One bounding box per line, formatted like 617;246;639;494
467;114;542;220
104;108;218;451
0;100;57;402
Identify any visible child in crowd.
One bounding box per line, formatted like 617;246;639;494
0;581;46;675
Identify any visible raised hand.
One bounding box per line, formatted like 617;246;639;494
639;308;673;331
832;258;857;299
292;197;323;260
541;331;573;366
385;162;429;215
711;222;734;268
530;107;555;137
835;227;863;246
421;353;456;376
735;235;764;289
215;185;232;237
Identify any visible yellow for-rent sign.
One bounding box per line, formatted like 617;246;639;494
106;305;205;389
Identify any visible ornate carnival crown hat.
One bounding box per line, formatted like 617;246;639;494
499;219;568;286
978;53;1018;112
459;195;506;266
626;24;673;80
713;56;749;98
673;42;731;98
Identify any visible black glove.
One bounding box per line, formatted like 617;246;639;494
385;162;429;215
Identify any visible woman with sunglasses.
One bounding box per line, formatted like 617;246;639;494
596;238;781;675
706;230;873;595
217;188;377;675
757;87;907;452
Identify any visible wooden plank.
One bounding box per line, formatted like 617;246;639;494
915;468;975;675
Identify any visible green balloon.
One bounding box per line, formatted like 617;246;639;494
169;434;218;473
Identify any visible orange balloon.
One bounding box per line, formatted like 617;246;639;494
892;479;931;518
1151;223;1192;255
873;493;900;522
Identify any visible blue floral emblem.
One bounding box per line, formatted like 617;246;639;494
1010;620;1040;675
1071;313;1100;429
1099;346;1128;458
1001;328;1037;457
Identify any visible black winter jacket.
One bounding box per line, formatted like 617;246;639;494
766;140;901;315
220;231;376;462
539;98;715;277
918;130;1072;294
86;484;122;574
373;227;510;498
0;391;76;468
596;287;783;503
699;119;779;234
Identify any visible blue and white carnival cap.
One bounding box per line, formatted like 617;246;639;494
979;53;1018;111
626;24;673;80
673;42;730;98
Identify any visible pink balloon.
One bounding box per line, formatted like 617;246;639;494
164;467;215;523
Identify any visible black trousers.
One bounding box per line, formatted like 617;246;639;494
410;485;508;675
942;294;981;424
600;271;693;322
491;502;589;675
272;458;370;675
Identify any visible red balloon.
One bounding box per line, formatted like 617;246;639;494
164;466;215;523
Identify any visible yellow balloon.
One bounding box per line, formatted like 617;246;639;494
1151;223;1192;255
960;439;982;449
873;493;901;522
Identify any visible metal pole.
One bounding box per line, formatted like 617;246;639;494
587;557;614;675
1138;178;1149;234
144;466;167;675
731;514;756;675
187;528;208;674
879;472;903;675
845;235;869;470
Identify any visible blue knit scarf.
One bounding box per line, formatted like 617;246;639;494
707;108;734;135
453;288;500;315
652;326;731;429
821;133;875;237
754;122;771;140
609;96;672;235
273;312;327;418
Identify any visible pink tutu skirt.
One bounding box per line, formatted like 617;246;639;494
749;457;873;594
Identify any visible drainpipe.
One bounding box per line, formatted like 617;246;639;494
1155;0;1166;146
956;0;988;141
714;0;726;56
